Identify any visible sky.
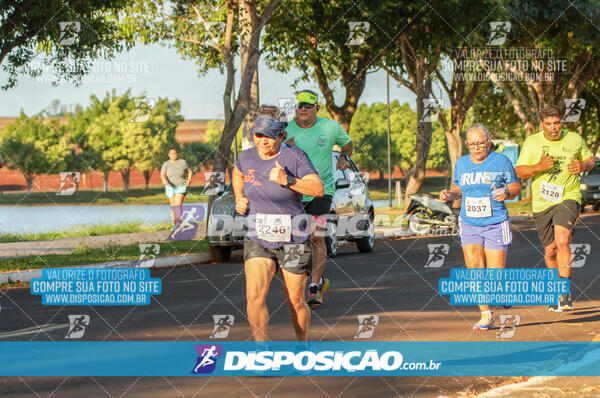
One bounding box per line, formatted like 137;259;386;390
0;43;423;120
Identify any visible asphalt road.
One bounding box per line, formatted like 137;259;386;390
2;215;600;397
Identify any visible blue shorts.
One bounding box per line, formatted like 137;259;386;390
458;217;512;251
165;184;187;198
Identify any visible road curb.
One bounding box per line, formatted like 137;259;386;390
0;253;210;284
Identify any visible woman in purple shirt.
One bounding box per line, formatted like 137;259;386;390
233;115;323;342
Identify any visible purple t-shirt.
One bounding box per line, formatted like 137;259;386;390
235;145;317;249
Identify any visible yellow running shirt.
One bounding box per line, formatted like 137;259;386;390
516;130;594;213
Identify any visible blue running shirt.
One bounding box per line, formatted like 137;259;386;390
453;151;517;226
235;145;317;249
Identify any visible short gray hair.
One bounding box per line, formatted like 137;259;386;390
466;123;491;140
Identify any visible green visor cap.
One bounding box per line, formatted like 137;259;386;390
296;91;318;104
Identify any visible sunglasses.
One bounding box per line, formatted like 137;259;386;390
296;102;316;109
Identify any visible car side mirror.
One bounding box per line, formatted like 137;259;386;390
336;178;350;189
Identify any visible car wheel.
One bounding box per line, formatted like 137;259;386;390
408;208;433;235
209;246;232;262
356;213;375;253
594;203;600;212
325;219;338;258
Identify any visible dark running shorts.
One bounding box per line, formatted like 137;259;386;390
303;195;333;216
533;199;580;248
243;237;312;275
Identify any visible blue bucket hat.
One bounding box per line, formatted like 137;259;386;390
251;116;287;138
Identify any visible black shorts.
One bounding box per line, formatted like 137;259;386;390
243;237;312;275
303;195;332;216
533;199;580;248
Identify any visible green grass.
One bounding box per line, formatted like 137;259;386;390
0;221;177;243
0;186;209;205
0;238;209;272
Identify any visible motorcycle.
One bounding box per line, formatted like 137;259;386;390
405;194;459;236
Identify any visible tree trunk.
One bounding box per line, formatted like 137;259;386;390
404;83;433;210
205;0;279;218
327;110;352;133
446;125;462;181
120;169;130;193
25;174;33;193
102;171;108;193
240;57;259;150
239;4;260;150
143;170;152;190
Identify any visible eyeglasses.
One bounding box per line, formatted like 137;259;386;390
466;140;489;149
296;102;316;109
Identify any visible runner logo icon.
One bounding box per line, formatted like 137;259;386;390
425;244;449;268
562;99;586;123
57;172;80;195
192;344;222;374
487;22;511;46
204;172;226;195
278;98;296;120
419;99;444;122
210;315;234;339
282;244;305;268
138;244;160;268
354;315;379;338
130;98;156;122
58;22;80;46
570;244;590;268
65;315;89;339
345;22;370;46
496;315;520;339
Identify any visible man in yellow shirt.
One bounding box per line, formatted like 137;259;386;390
515;104;595;312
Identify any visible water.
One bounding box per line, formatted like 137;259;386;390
0;200;392;235
0;203;208;235
372;199;397;209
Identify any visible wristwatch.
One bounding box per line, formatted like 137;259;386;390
285;175;296;187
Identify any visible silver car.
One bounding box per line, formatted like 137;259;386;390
580;160;600;211
207;151;375;261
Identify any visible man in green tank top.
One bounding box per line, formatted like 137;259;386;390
286;89;353;307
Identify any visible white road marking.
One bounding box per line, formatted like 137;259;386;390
169;278;208;284
0;323;70;338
